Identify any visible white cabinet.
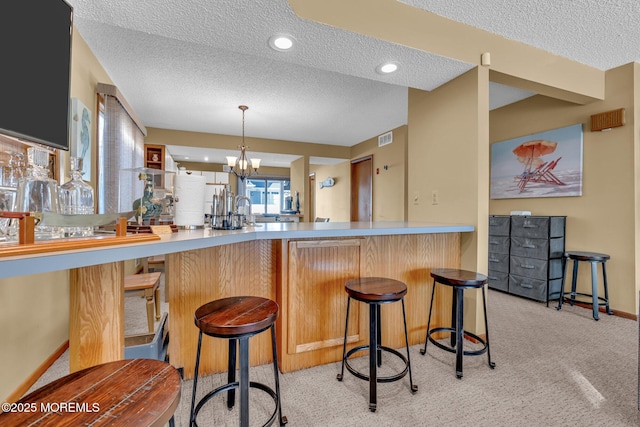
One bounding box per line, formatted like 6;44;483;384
214;172;229;184
201;171;215;183
195;171;229;184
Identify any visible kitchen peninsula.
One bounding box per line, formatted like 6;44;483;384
0;221;473;377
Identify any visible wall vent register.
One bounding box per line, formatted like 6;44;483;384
378;131;393;147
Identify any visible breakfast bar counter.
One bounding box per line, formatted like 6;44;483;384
0;221;474;375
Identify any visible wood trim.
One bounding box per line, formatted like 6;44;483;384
294;239;361;249
5;341;69;403
566;301;637;321
295;334;359;353
0;233;159;258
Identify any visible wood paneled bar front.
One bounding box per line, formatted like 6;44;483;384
0;222;473;377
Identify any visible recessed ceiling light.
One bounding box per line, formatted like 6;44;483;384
376;62;399;74
204;156;209;161
269;34;295;52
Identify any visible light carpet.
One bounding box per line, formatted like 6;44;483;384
31;273;640;426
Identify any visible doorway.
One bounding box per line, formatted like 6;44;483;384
350;155;372;221
309;173;316;221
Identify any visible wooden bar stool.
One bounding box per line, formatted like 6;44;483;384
421;268;495;379
556;251;613;320
337;277;417;412
124;271;161;333
189;296;287;427
0;359;181;426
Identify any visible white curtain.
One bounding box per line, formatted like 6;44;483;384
96;93;145;214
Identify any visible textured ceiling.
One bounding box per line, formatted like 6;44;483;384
404;0;640;71
67;0;639;166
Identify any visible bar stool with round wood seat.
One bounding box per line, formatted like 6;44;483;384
0;359;181;426
189;296;287;427
556;251;613;320
421;268;495;379
337;277;417;412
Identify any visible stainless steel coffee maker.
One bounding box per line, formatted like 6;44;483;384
211;185;242;229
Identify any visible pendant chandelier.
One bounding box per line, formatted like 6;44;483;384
226;105;261;181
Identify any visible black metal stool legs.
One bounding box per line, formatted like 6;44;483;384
422;277;494;379
270;324;288;426
570;258;579;305
420;277;437;356
369;303;378;411
189;331;204;427
401;298;418;394
482;286;496;370
227;340;236;409
238;336;249;426
338;294;416;412
557;253;613;320
602;261;613;315
190;327;287;427
556;255;572;311
454;287;464;378
337;296;351;382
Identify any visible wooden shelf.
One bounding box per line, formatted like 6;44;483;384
144;144;165;188
0;233;160;258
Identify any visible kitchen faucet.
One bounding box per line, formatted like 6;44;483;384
235;195;252;224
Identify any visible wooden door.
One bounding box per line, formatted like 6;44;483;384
351;156;373;221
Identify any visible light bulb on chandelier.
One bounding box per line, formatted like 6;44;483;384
226;105;261;181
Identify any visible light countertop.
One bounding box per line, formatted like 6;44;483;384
0;221;474;279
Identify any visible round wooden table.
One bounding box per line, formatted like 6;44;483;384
0;359;181;426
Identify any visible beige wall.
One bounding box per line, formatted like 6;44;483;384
406;67;490;333
311;162;351;221
0;271;69;402
351;125;408;221
66;29;114;185
407;68;490;273
165;125;409;223
490;63;638;316
0;29;115;402
290;157;309;221
146;127;350;161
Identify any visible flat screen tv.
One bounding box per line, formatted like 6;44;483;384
0;0;73;151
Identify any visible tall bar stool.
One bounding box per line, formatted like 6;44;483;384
421;268;495;379
189;296;287;427
556;251;613;320
337;277;417;412
0;359;181;426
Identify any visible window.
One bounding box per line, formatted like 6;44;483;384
96;87;146;214
240;177;290;214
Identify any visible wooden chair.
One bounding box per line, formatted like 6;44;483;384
143;254;167;302
142;254;165;273
124;271;161;333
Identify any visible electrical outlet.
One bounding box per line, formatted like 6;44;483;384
431;190;439;205
413;191;419;205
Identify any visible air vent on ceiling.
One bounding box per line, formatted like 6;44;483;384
378;131;393;147
590;108;625;132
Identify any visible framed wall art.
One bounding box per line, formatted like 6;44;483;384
490;123;583;199
70;97;92;180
